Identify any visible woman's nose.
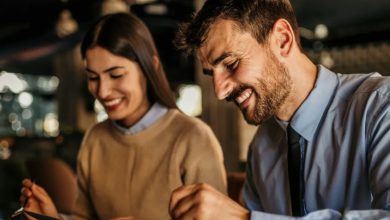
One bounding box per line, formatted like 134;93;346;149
97;80;112;99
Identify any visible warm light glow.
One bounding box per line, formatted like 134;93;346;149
176;84;202;117
94;100;108;122
43;113;59;137
0;71;28;93
320;52;335;69
135;0;156;3
18;92;34;108
22;109;33;119
37;76;59;92
0;146;11;160
102;0;129;15
35;119;43;132
144;4;168;15
0;72;59;137
314;24;328;39
55;9;79;38
11;120;22;131
8;113;18;123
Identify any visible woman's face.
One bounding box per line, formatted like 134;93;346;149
85;46;150;127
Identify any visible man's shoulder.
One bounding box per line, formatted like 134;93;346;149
356;74;390;94
336;72;390;101
339;72;390;90
334;72;390;122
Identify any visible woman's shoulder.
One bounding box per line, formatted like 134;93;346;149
163;110;219;147
166;109;212;131
86;119;112;135
81;119;113;144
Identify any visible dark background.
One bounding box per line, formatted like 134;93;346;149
1;0;390;79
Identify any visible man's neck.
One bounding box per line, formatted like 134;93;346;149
275;53;318;122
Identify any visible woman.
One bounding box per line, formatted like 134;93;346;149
20;12;226;220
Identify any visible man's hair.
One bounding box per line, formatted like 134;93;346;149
175;0;301;55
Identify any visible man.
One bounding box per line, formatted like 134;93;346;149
169;0;390;219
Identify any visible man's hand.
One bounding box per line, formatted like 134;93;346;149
20;178;60;219
169;183;249;220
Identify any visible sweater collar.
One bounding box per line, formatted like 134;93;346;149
112;102;168;135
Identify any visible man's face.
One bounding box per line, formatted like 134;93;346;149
198;19;292;125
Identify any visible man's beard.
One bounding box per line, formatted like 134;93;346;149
228;53;292;125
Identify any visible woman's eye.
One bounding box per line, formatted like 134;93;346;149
110;74;123;79
87;76;99;81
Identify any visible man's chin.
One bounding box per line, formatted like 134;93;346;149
242;110;262;126
241;106;275;125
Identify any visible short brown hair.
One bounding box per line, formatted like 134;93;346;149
175;0;301;55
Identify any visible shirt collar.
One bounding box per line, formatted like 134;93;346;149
113;102;168;135
288;65;339;141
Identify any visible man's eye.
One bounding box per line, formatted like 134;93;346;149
227;61;238;72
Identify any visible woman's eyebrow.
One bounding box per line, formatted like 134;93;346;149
85;66;125;73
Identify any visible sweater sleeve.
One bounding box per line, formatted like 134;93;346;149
72;128;99;220
179;120;227;194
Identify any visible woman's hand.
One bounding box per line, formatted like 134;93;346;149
20;178;60;219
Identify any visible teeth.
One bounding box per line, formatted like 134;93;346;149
104;98;121;107
236;89;253;104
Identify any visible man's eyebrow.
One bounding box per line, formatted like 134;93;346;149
201;52;233;76
85;66;125;74
211;52;232;66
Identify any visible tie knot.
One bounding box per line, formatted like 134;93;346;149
287;125;300;144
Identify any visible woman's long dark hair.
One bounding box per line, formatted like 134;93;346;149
81;12;177;108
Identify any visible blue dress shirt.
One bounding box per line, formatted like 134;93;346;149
244;65;390;219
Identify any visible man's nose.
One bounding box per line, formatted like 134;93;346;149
213;72;233;100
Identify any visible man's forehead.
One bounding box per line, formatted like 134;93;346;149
197;20;239;65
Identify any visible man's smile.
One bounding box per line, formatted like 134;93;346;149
236;88;253;106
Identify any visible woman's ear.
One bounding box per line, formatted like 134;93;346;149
270;19;294;57
153;55;160;71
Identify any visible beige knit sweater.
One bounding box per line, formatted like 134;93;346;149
72;109;227;220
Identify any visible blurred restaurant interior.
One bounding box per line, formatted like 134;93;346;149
1;0;390;217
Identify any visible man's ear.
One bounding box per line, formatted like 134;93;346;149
270;19;295;57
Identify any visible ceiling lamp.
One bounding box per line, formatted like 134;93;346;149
55;9;79;38
101;0;130;15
